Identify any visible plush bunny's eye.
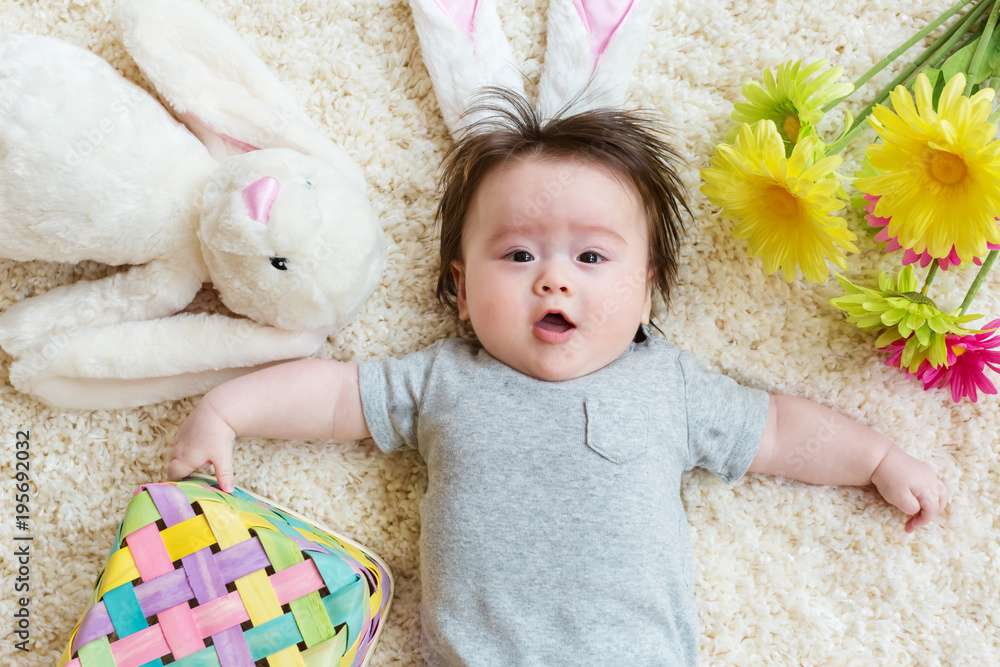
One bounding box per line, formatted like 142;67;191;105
269;257;289;271
305;180;314;189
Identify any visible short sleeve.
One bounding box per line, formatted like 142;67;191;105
677;349;770;483
358;340;447;453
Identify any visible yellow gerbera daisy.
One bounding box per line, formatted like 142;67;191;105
858;72;1000;262
701;121;859;282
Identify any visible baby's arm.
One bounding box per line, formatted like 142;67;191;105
168;359;370;492
748;395;949;533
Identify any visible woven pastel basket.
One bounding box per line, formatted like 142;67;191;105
59;475;393;667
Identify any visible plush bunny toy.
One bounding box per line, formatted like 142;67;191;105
0;0;384;410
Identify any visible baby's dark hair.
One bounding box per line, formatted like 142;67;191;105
435;87;690;313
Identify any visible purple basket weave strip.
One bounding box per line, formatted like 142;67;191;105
212;626;255;667
183;546;227;603
72;602;111;653
294;535;332;555
73;536;272;648
213;536;271;580
146;484;196;526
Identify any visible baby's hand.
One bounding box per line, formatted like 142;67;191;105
870;446;949;533
168;397;238;493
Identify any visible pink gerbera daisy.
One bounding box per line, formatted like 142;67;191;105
864;194;1000;270
887;320;1000;402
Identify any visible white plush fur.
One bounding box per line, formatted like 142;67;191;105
409;0;526;135
0;0;384;409
537;0;655;117
115;0;367;183
0;1;997;666
10;315;327;409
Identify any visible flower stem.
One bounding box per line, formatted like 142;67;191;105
986;17;1000;120
989;73;1000;121
928;0;996;69
959;249;999;315
822;0;979;113
965;0;1000;95
825;1;991;155
922;262;940;295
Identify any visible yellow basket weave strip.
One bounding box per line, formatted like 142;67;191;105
200;502;304;667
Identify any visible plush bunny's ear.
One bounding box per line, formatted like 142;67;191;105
113;0;365;189
537;0;654;118
409;0;526;137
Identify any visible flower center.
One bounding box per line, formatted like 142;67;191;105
766;185;799;218
953;345;967;357
782;115;801;143
928;149;967;185
900;291;937;307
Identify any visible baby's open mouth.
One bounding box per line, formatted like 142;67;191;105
535;312;575;334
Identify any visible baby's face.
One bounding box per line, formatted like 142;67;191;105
451;156;652;381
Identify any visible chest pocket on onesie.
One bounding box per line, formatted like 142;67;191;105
584;398;650;464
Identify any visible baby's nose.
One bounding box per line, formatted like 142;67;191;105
534;270;571;295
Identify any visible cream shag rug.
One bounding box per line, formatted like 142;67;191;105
1;0;997;664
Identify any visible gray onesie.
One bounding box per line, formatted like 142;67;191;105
359;332;769;666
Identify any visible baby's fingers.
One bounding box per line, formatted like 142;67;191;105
903;483;950;533
167;456;196;482
168;446;235;493
212;458;236;494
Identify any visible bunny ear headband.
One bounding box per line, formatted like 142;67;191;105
0;0;384;410
409;0;655;137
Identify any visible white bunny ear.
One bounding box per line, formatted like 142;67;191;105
409;0;526;137
536;0;655;118
7;315;329;410
113;0;364;188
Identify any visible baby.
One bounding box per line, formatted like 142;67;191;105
170;92;949;666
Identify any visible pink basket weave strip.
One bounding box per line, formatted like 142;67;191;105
195;590;251;636
125;522;206;659
109;624;169;667
270;558;327;603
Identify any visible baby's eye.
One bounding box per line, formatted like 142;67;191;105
577;251;605;264
507;250;534;262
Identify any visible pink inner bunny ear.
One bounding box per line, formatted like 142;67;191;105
190;113;261;152
243;177;280;225
571;0;639;62
433;0;480;37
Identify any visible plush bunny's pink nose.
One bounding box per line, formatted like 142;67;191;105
243;177;280;225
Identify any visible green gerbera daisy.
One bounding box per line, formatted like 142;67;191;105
729;59;853;156
830;265;985;370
